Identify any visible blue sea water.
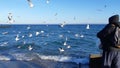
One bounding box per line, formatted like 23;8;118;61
0;24;105;65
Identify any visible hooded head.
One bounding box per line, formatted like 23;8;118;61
109;14;120;27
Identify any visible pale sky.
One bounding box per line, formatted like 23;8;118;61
0;0;120;24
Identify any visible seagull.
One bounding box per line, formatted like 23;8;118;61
59;34;64;38
63;41;67;46
65;37;68;41
80;34;84;38
27;0;34;8
86;24;90;29
28;45;33;51
29;33;32;37
15;34;20;41
59;47;64;52
17;46;21;48
8;13;15;24
36;31;40;36
60;21;66;28
22;35;25;38
46;0;50;4
60;23;64;28
63;37;68;46
27;26;31;30
41;30;44;33
75;34;79;37
67;45;71;48
2;32;8;35
54;13;58;16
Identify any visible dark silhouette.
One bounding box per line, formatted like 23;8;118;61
97;15;120;68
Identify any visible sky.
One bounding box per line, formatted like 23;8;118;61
0;0;120;24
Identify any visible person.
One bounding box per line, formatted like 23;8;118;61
97;14;120;68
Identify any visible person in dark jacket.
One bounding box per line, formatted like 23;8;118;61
97;14;120;68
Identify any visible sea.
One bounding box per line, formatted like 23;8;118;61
0;24;105;68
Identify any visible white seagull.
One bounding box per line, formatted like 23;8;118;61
86;24;90;29
59;47;64;52
63;41;67;46
27;26;31;30
8;13;15;24
67;45;71;48
29;33;32;37
15;34;20;41
27;0;34;8
46;0;50;4
36;31;40;36
28;45;33;51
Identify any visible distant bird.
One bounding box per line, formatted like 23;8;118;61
65;37;68;41
28;45;33;51
104;5;107;8
27;26;31;30
27;0;34;8
75;34;79;37
59;47;64;52
80;34;84;38
46;0;50;4
36;31;40;36
54;13;58;16
59;34;64;38
22;35;25;38
17;46;21;48
63;37;68;46
63;41;67;46
60;21;66;28
86;24;90;29
2;32;8;35
40;30;44;33
67;45;71;48
8;13;15;24
29;33;32;37
15;34;20;41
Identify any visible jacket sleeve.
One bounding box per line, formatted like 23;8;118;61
97;24;115;39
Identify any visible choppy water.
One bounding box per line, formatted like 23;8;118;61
0;24;105;65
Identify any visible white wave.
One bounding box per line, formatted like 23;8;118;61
0;53;89;64
12;53;33;61
37;54;89;64
0;56;11;61
0;42;8;46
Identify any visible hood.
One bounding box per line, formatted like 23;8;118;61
109;14;120;27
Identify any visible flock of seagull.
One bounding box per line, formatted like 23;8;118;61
0;24;90;52
2;0;91;53
27;0;50;8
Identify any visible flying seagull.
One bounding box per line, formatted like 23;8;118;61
8;13;15;24
27;0;34;8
